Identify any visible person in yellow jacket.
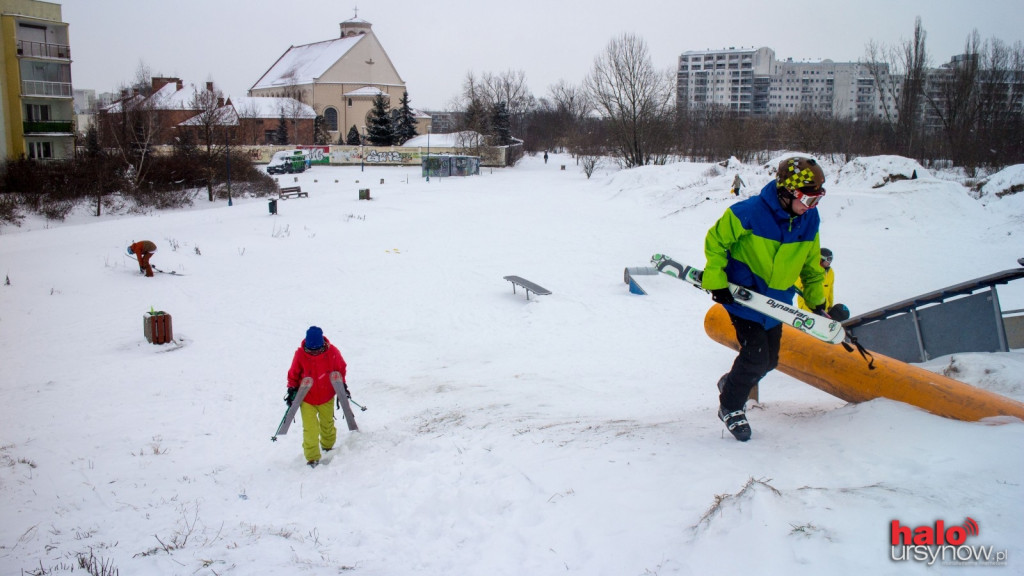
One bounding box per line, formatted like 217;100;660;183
798;247;834;310
127;240;157;277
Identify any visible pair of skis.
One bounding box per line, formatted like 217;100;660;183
651;254;847;345
271;372;361;441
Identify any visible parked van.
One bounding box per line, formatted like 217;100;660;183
266;150;310;175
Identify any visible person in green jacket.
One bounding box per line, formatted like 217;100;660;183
703;156;830;441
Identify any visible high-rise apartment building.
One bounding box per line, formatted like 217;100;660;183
0;0;73;160
770;59;891;119
678;46;893;120
677;47;775;115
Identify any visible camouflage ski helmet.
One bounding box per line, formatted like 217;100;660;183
777;157;825;193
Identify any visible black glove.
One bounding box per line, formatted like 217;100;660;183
344;382;351;399
710;288;735;306
284;387;298;406
812;304;830;317
828;303;850;321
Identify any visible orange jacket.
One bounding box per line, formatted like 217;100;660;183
129;240;157;255
287;337;347;406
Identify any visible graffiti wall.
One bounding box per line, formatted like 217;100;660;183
153;144;506;168
297;145;331;165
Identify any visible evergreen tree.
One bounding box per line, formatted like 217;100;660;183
462;96;490;136
394;91;419;144
366;94;395;146
84;124;102;158
345;125;361;145
491;101;513;146
313;115;330;145
275;114;289;145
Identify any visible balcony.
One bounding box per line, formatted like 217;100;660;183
24;120;73;134
22;80;72;97
17;40;70;59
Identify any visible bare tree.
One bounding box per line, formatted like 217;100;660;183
864;17;929;155
480;69;535;137
547;80;592;157
584;33;675;167
234;100;261;145
188;85;226;201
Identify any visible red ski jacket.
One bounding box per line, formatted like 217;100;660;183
287;337;347;406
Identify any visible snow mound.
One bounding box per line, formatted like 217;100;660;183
978;164;1024;199
833;155;930;189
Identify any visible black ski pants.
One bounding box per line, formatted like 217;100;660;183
719;313;782;411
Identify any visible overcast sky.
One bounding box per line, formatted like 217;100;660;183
59;0;1022;110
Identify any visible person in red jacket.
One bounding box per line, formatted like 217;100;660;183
286;326;348;467
127;240;157;277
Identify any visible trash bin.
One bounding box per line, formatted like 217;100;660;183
359;189;371;200
144;311;173;344
269;199;278;214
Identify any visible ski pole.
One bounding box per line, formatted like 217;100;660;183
349;397;368;412
271;405;290;442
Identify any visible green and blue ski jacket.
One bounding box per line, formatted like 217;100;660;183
703;180;826;329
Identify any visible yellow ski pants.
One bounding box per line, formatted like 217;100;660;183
299;400;336;462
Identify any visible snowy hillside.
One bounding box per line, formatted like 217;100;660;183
1;154;1022;575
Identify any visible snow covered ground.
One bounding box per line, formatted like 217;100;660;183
1;153;1023;575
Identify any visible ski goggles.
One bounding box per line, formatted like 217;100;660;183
820;255;833;264
792;186;826;208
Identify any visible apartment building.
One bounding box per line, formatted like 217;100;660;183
676;47;775;115
677;46;893;120
0;0;73;159
770;59;891;120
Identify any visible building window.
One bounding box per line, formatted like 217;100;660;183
28;141;52;159
324;107;338;131
26;103;51;121
347;98;353;107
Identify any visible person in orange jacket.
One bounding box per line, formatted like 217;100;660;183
127;240;158;277
286;326;348;467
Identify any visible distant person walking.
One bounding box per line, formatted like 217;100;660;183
127;240;157;277
544;151;549;164
730;174;745;196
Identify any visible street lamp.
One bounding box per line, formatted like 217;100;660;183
426;124;431;182
225;125;232;206
360;125;366;172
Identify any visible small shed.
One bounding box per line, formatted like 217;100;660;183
422;155;480;178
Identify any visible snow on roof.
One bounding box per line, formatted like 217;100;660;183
178;106;238;127
147;82;203;110
344;86;387;97
101;94;143;113
228;96;316;119
178;96;315;127
252;36;363;90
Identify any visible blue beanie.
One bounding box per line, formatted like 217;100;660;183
305;326;324;349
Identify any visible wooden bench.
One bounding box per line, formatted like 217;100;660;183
503;276;551;300
278;186;308;199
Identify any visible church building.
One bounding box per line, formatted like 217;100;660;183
249;15;426;143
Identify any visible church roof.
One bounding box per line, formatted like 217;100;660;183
251;36;364;90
